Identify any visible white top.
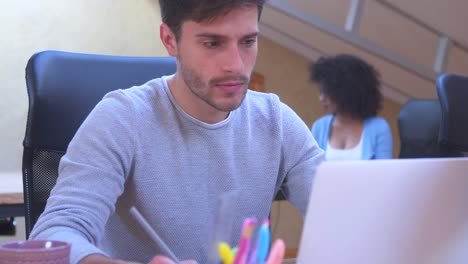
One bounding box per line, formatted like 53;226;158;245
325;133;363;161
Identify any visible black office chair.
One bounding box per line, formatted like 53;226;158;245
436;73;468;157
397;99;442;158
22;50;177;238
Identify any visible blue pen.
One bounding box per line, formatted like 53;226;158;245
256;219;270;264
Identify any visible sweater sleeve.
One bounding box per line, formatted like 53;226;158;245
373;118;394;159
29;90;137;264
278;103;325;216
310;115;331;150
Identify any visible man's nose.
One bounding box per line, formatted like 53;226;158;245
221;44;244;73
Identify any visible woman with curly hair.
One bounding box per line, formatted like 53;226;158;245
310;54;393;160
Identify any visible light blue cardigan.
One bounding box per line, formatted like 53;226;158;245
311;114;393;159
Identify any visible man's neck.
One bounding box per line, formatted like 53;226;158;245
167;74;229;124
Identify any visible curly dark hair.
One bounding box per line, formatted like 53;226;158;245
159;0;266;41
310;54;382;119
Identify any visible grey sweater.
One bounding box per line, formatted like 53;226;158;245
30;76;324;264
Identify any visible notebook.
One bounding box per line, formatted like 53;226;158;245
296;158;468;264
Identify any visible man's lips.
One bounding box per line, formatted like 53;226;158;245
215;82;245;93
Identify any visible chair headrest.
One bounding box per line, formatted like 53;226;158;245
24;50;177;151
436;73;468;152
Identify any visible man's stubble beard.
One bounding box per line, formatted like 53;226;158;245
178;56;250;112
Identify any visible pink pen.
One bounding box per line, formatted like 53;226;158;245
233;217;257;264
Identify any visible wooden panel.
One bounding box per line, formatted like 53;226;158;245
287;0;350;27
256;36;321;127
285;248;298;259
359;1;439;69
270;200;304;250
249;72;266;92
383;0;468;47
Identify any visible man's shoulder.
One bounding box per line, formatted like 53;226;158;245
103;77;166;106
119;77;165;98
242;90;277;111
242;90;291;118
244;89;278;103
241;90;309;130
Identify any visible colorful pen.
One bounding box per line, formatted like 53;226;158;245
256;219;270;264
233;217;257;264
246;240;258;264
219;242;235;264
246;219;270;264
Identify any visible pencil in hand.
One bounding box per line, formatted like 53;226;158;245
129;206;181;264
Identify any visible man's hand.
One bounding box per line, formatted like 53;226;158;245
81;239;285;264
265;239;286;264
80;254;142;264
148;256;196;264
148;239;286;264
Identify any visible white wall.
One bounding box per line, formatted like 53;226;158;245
0;0;167;172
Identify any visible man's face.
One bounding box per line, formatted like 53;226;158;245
175;6;259;112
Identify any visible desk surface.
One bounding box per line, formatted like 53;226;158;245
0;193;23;205
0;192;24;217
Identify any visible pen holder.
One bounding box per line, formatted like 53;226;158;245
0;240;70;264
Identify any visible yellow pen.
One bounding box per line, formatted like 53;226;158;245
219;242;235;264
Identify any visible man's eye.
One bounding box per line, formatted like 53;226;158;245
242;38;257;47
204;41;219;48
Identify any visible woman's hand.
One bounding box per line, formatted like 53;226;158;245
148;239;286;264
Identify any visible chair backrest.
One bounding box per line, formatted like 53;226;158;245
397;99;442;158
22;50;177;237
436;73;468;157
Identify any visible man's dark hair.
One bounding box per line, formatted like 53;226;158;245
310;54;382;119
159;0;266;40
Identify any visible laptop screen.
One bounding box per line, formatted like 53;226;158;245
296;158;468;264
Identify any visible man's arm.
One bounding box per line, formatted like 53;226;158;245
278;103;325;215
30;91;138;262
80;254;141;264
81;254;198;264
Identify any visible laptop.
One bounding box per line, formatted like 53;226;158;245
296;158;468;264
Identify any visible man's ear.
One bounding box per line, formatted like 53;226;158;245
160;24;178;57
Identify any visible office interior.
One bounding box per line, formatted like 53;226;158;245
1;0;467;257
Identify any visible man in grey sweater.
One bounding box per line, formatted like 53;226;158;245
29;0;324;263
